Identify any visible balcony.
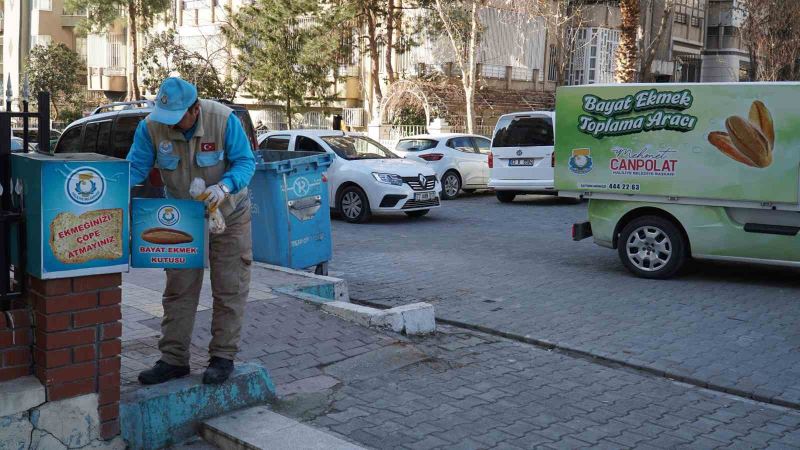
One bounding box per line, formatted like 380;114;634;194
61;14;83;27
88;67;127;93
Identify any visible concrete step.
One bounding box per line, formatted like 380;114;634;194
120;363;276;450
201;406;366;450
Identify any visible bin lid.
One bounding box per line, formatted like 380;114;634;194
13;152;126;162
255;151;333;173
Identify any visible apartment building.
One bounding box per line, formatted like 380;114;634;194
79;0;753;133
2;0;85;102
701;0;749;82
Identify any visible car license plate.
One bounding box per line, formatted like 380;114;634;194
415;192;435;201
509;158;536;166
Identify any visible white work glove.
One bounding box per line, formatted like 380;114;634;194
202;184;227;211
189;178;227;235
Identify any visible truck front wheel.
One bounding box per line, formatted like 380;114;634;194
617;216;686;279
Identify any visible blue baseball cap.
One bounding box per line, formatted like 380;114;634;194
150;77;198;125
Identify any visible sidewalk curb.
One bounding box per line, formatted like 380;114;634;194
253;262;349;302
321;301;435;335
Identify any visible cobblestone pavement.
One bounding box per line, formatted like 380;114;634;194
314;327;800;450
120;268;800;449
120;268;393;392
328;193;800;407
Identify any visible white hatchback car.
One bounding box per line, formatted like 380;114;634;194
258;131;441;223
488;111;556;203
393;133;491;200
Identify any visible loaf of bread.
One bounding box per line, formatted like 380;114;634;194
141;227;194;245
49;209;124;264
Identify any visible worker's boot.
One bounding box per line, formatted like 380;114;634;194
203;356;234;385
138;360;190;385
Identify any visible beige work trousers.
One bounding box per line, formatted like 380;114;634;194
158;199;253;366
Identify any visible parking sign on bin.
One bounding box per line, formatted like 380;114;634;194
131;199;206;268
250;151;333;272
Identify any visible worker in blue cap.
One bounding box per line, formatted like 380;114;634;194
127;77;256;385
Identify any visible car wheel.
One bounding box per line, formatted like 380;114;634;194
441;171;461;200
617;216;687;279
338;186;371;223
405;209;429;218
496;192;516;203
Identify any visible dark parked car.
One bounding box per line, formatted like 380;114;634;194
46;100;259;197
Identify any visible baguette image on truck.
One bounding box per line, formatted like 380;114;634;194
555;83;800;279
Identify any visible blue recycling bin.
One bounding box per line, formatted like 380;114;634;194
249;150;334;274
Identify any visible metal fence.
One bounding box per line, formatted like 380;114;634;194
0;79;50;310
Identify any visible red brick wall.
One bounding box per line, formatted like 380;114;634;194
29;274;122;440
0;308;32;382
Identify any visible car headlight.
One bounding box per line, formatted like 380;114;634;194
372;173;404;186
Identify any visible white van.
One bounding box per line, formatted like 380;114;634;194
488;111;556;203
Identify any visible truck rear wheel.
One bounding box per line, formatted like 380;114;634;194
617;216;686;279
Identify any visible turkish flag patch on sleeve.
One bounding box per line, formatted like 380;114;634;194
201;142;217;152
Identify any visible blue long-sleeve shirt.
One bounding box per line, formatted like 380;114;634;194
127;113;256;194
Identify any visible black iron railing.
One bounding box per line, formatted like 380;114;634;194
0;75;50;310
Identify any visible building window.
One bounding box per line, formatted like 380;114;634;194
691;16;701;27
547;45;558;82
32;0;52;11
75;37;88;63
182;0;215;9
567;27;620;85
675;55;701;82
675;13;687;24
31;35;52;48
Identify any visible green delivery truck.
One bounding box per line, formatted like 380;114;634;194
555;82;800;279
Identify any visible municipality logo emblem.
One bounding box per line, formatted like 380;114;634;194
158;140;173;154
157;205;180;227
568;148;593;175
65;167;105;205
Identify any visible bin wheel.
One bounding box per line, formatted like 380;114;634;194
314;262;329;276
617;215;687;279
338;186;372;223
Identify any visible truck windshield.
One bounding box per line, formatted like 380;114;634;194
321;135;399;160
493;116;554;147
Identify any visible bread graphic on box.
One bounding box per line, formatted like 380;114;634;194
49;209;124;264
141;228;194;245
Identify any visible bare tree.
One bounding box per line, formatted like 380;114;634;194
739;0;800;81
385;0;398;84
639;0;675;82
426;0;485;134
510;0;590;87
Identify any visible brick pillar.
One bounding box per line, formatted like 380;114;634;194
29;273;123;440
0;308;32;382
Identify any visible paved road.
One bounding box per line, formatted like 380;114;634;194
121;268;800;449
329;193;800;407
